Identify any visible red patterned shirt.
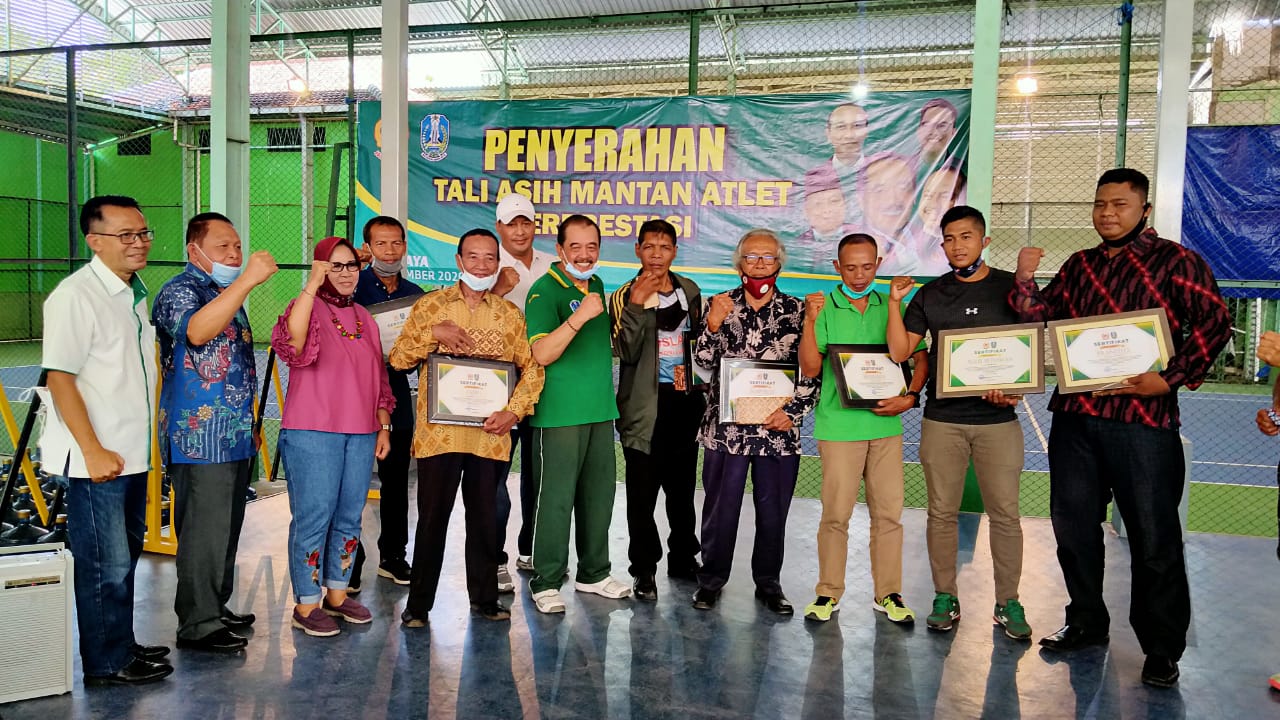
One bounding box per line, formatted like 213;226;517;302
1009;228;1231;429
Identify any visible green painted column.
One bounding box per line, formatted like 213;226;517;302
958;0;1006;513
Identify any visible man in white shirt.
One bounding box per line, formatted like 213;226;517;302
41;195;171;686
491;193;555;587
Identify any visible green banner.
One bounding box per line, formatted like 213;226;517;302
356;91;970;295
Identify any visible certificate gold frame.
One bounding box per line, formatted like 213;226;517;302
1046;309;1174;394
426;354;517;426
826;344;910;408
935;323;1046;398
718;358;796;424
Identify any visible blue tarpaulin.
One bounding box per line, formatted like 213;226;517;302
1183;125;1280;298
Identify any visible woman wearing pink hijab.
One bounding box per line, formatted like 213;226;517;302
271;236;394;637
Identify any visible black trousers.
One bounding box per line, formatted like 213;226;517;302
1047;412;1190;659
375;415;415;562
623;385;705;577
406;453;501;614
171;459;251;640
497;422;536;560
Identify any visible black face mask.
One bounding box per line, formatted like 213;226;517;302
1102;204;1151;249
654;295;688;332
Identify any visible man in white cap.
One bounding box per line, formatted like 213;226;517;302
492;193;555;592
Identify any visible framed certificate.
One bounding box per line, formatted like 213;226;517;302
719;358;796;424
365;296;420;358
1047;309;1174;394
827;344;910;409
935;323;1046;398
426;354;517;426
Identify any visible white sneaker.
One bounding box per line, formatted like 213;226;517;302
497;566;514;593
574;576;632;599
532;589;566;614
516;555;534;572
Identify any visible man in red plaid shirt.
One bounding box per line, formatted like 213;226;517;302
1010;168;1231;689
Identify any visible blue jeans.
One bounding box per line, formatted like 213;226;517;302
281;429;377;604
66;472;147;676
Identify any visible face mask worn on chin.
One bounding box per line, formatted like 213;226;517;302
459;270;498;292
839;282;874;300
741;271;779;299
562;260;599;281
370;255;405;277
953;257;985;278
1102;205;1151;249
194;244;241;288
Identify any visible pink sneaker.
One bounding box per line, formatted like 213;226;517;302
323;596;373;624
291;607;340;637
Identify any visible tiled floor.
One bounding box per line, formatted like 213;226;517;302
4;475;1280;719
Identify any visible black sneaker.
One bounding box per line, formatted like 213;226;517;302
471;601;511;621
378;558;412;585
691;587;719;610
401;608;428;629
634;574;658;602
1141;655;1179;688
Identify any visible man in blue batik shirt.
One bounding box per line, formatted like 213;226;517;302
153;212;277;654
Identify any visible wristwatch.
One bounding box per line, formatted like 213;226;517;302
380;423;392;432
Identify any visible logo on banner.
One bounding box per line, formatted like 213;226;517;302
420;114;450;161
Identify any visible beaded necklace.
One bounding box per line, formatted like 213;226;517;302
325;303;363;340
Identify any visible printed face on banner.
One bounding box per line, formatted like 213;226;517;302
355;91;970;296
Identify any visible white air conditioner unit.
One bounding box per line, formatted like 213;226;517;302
0;543;74;703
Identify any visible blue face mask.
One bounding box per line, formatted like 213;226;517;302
194;244;242;288
840;282;874;300
561;259;599;281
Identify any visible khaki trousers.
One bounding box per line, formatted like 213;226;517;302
815;436;904;601
919;418;1024;602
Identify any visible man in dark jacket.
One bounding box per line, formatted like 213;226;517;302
609;219;706;601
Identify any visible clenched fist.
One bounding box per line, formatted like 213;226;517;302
493;266;520;297
889;276;914;302
572;292;605;325
1015;247;1044;283
1257;331;1280;367
306;260;331;293
804;292;825;322
706;293;735;333
241;250;278;286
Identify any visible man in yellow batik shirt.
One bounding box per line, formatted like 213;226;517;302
388;228;544;627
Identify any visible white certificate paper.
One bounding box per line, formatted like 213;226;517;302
365;296;419;359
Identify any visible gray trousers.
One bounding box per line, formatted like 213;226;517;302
172;459;252;640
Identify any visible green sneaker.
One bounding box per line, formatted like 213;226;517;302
873;593;915;624
994;599;1032;640
926;593;961;631
804;596;839;622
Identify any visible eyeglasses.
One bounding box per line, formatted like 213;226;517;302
743;254;778;265
329;261;361;273
89;230;154;245
827;121;869;132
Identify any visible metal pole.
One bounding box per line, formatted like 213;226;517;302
688;14;700;96
1115;1;1134;167
347;31;356;238
66;50;78;265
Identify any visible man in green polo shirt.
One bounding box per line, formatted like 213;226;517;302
524;214;631;614
798;233;927;624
